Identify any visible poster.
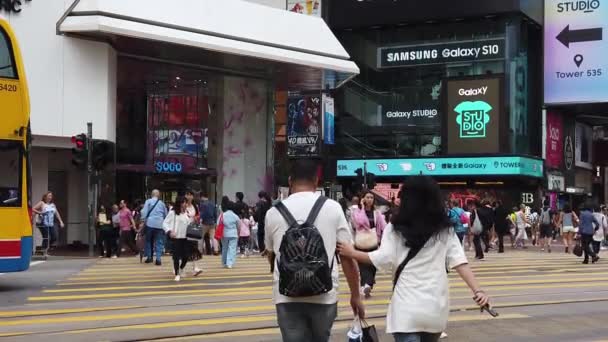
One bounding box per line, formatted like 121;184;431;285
575;122;593;170
445;77;502;154
148;95;209;173
287;0;321;17
322;94;335;145
544;0;608;104
546;111;563;169
287;92;321;157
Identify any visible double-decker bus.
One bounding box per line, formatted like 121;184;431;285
0;17;33;272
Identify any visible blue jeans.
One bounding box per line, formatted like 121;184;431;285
145;227;165;262
394;332;441;342
221;237;238;267
276;303;337;342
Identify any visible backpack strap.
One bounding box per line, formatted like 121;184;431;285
305;196;328;226
392;239;427;291
275;202;298;229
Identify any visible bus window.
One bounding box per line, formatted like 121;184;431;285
0;28;16;79
0;140;21;207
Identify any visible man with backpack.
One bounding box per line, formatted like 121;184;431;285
265;158;364;342
539;200;554;253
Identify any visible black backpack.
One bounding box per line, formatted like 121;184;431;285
275;196;333;297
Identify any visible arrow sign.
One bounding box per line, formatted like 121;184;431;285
556;25;603;48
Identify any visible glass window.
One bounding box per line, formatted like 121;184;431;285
0;141;22;207
0;28;16;79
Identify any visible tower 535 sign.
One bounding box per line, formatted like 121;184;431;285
445;77;502;154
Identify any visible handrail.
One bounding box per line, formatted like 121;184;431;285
56;0;82;35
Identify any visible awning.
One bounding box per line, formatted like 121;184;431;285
57;0;359;87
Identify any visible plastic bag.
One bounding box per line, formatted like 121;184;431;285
347;317;363;342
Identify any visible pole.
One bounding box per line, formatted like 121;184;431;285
87;122;94;257
363;162;368;190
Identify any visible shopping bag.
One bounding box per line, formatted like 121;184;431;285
573;240;583;257
354;228;378;249
346;317;363;342
135;232;145;251
361;319;379;342
214;214;224;240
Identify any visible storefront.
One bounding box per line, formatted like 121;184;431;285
5;0;358;244
321;0;543;206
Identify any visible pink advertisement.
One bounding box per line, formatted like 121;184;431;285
546;111;563;169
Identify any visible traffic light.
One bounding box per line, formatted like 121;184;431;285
71;134;88;168
92;140;113;171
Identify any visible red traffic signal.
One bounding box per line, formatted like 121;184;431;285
71;133;88;168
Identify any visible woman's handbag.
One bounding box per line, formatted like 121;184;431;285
135;231;145;251
354;228;378;250
573;240;583;257
214;214;224;240
186;223;203;240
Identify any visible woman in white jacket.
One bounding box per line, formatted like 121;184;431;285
163;197;192;281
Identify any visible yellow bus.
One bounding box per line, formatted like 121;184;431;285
0;17;32;272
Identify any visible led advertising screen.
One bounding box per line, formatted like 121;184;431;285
544;0;608;104
337;156;544;178
445;77;502;154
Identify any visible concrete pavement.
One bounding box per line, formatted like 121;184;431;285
0;248;607;341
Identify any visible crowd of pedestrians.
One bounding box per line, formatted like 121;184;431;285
93;188;269;281
74;158;606;342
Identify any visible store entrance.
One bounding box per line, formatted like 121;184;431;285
116;171;214;208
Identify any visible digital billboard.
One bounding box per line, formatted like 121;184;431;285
337;156;544;178
544;0;608;104
445;77;502;154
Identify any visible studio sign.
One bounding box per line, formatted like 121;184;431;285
378;38;505;68
0;0;31;13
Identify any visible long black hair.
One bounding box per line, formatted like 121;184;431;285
391;176;451;248
173;196;187;215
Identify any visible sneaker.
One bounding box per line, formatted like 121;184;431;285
193;268;202;277
226;265;233;269
540;248;545;251
565;247;569;254
363;284;372;299
145;258;153;264
592;256;600;264
548;246;552;253
98;255;104;258
155;260;162;266
174;275;181;282
240;254;245;258
111;255;118;259
440;332;448;339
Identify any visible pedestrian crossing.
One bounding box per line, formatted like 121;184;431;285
1;249;608;341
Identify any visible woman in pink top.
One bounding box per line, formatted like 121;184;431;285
238;212;251;258
350;190;387;298
117;200;137;256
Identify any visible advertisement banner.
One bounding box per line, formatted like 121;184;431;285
544;0;608;104
445;77;502;154
287;92;321;157
337;156;544;178
546;111;563;169
378;38;505;68
575;122;593;170
287;0;321;17
147;95;208;174
322;94;335;145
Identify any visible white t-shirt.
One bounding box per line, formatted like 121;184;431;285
369;224;468;334
593;212;607;242
265;192;353;305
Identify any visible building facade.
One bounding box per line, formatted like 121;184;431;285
322;0;544;209
2;0;356;245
